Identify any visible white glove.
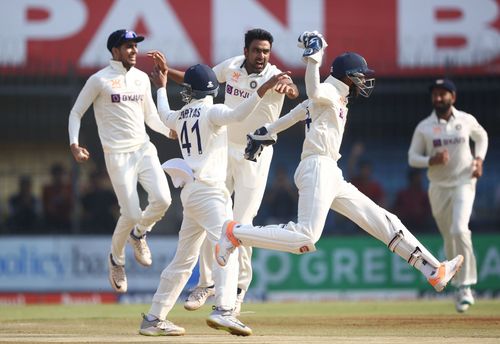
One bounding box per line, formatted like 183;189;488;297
297;30;320;48
297;31;328;64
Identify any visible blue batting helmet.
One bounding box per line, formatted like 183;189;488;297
182;64;219;102
330;52;375;97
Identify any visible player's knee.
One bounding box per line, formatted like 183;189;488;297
124;210;142;225
295;241;316;255
153;193;171;213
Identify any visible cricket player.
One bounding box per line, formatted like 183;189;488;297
216;31;464;299
138;62;289;336
408;78;488;312
148;28;298;313
68;29;174;293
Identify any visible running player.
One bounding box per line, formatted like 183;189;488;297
138;62;289;336
148;28;298;313
216;32;464;300
68;29;174;293
408;78;488;312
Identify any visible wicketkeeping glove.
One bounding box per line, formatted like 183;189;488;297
297;30;320;48
244;126;277;162
297;30;328;63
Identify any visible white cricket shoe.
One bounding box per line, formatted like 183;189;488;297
128;229;152;266
184;286;215;311
206;307;252;336
215;220;240;267
139;313;185;336
233;288;246;316
428;255;464;292
455;286;475;313
108;254;127;293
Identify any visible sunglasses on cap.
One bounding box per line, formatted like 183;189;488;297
107;30;145;51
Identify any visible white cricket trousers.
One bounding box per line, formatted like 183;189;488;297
149;181;239;319
233;155;440;269
104;142;171;265
197;144;273;292
429;181;477;287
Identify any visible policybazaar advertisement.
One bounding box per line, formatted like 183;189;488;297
1;235;499;304
0;0;499;76
0;236;182;304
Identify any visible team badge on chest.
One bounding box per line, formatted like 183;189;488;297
250;80;258;89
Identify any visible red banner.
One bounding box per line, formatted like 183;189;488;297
0;0;499;76
0;292;118;305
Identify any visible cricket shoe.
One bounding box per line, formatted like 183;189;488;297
206;307;252;336
233;288;246;316
184;285;215;311
128;229;152;266
428;255;464;292
215;220;240;267
108;253;127;293
139;313;185;336
455;286;475;313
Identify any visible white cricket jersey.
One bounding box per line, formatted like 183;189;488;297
68;60;170;153
268;71;350;162
156;89;262;184
408;107;488;187
212;55;286;146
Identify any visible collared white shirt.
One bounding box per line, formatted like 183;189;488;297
68;60;170;153
408;107;488;187
213;55;286;146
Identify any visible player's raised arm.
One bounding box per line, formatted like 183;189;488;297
147;50;185;84
210;71;291;127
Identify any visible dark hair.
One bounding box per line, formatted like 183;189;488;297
244;28;273;49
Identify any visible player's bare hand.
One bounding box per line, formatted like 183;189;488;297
472;157;483;178
150;64;167;88
257;71;292;97
70;143;90;163
274;77;299;98
430;149;449;165
147;50;168;74
168;130;178;140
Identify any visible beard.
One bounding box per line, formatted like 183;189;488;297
434;102;452;116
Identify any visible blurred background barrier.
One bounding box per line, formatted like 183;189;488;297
0;234;498;304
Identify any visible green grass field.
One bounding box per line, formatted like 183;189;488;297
1;299;500;343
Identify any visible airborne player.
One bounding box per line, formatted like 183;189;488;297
216;31;464;299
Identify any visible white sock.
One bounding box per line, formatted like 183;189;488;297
132;227;143;238
416;260;438;279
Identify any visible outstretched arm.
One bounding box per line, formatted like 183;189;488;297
275;76;299;99
210;71;291;126
267;100;308;136
244;101;309;162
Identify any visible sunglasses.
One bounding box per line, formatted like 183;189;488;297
111;30;139;49
123;30;138;39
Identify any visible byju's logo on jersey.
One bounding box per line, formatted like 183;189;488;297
111;94;144;103
225;85;250;98
433;139;442;147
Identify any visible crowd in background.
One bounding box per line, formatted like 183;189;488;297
1;148;458;236
1;162;118;234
